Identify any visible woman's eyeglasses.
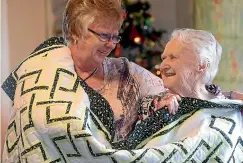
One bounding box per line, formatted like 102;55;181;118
88;28;121;44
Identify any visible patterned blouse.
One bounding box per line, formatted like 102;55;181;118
95;57;166;142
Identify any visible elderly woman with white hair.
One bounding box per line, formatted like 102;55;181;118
118;29;243;162
142;28;227;112
161;29;223;99
137;29;242;118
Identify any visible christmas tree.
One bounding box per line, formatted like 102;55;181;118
113;0;167;76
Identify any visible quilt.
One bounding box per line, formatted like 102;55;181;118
2;37;243;163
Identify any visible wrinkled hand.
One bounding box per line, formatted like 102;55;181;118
153;93;181;115
223;91;243;101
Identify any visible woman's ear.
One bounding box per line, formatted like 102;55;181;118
73;35;79;43
69;34;79;44
198;62;209;74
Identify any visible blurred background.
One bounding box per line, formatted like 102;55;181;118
1;0;243;154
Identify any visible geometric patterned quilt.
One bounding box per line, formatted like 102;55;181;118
2;37;243;163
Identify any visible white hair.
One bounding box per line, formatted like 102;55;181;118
170;28;222;84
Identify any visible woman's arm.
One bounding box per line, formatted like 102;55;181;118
128;60;166;96
223;91;243;101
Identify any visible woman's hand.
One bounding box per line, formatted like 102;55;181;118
153;93;181;115
223;91;243;101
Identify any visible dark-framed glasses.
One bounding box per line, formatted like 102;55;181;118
88;28;121;44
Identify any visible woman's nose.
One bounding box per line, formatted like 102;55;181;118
105;40;116;49
160;62;170;72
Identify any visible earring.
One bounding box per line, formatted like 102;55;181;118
74;39;77;44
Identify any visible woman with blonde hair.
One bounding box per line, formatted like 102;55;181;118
62;0;166;142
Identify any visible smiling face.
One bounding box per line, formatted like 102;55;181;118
160;38;201;96
74;22;120;66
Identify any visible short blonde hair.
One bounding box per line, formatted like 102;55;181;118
62;0;125;42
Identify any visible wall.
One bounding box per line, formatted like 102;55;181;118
194;0;243;91
176;0;193;29
1;0;51;155
1;0;11;156
7;0;47;71
149;0;193;40
149;0;177;40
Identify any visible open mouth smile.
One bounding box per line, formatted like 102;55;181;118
162;68;176;77
164;73;176;77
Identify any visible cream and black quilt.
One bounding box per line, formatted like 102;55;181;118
2;37;243;163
